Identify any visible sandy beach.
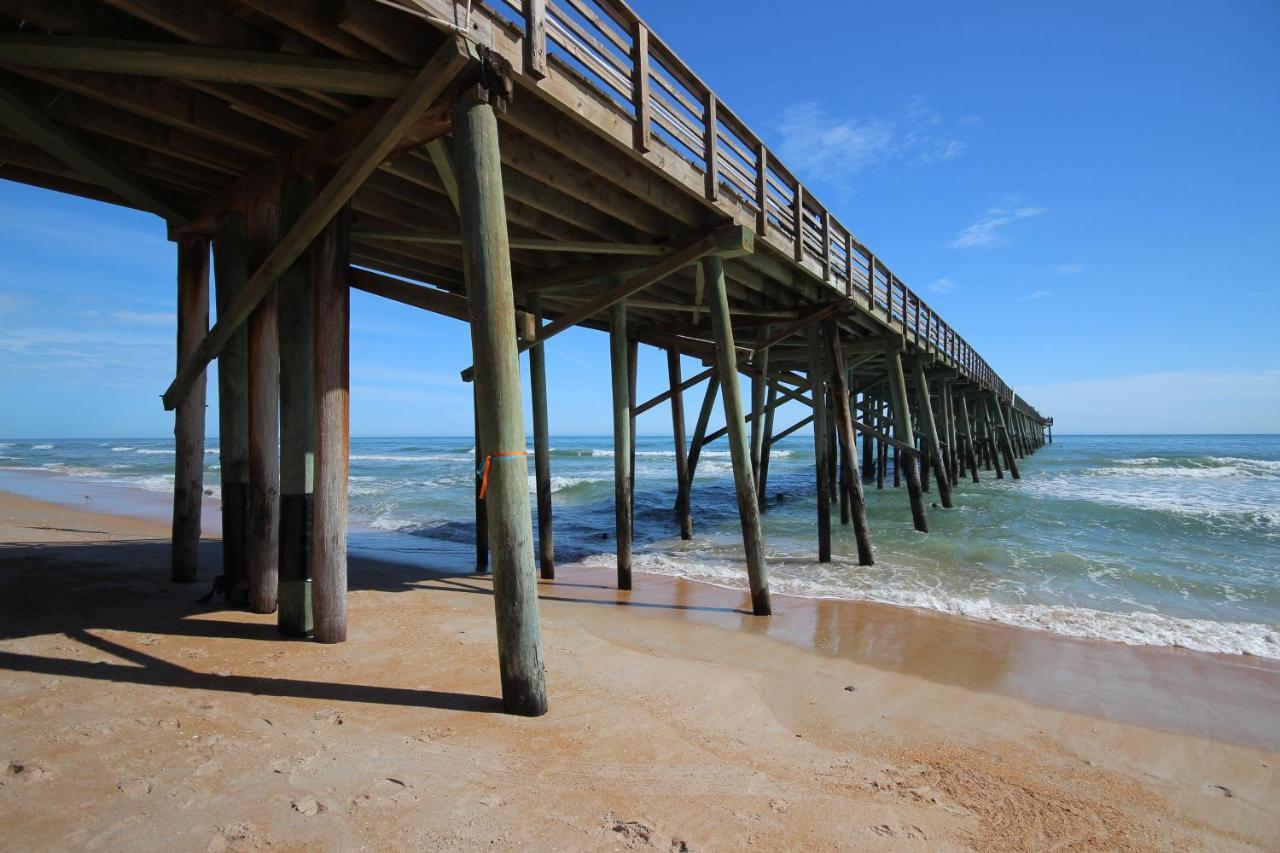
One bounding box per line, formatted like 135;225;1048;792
1;488;1277;851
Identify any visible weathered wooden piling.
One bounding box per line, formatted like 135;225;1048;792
912;360;953;509
247;200;281;615
886;347;928;532
824;322;873;564
704;254;770;615
758;380;778;509
750;326;770;496
171;233;209;584
213;214;250;600
454;86;547;715
958;394;980;484
992;394;1021;480
277;176;314;636
806;326;832;562
529;295;554;579
473;385;489;572
685;376;719;492
610;301;633;590
666;348;693;539
311;201;350;644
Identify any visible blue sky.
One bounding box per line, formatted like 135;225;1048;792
1;0;1277;437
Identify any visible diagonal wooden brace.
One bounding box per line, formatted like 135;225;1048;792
161;36;475;411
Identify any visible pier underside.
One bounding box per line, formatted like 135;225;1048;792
0;0;1048;714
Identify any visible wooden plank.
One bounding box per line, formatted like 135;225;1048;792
460;223;752;381
350;266;537;340
162;36;475;411
0;82;187;222
523;0;548;79
355;230;670;255
0;34;413;96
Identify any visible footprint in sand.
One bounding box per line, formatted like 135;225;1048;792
206;821;260;852
1205;784;1234;798
312;709;344;726
291;796;326;816
118;777;154;798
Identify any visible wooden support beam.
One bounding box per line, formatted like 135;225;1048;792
0;82;187;222
806;325;832;562
454;86;547;716
634;365;714;417
529;295;554;579
170;233;208;583
758;380;778;509
162;36;475;411
698;382;811;447
277;176;315;636
349;266;537;340
886;347;928;532
610;302;632;589
824;322;873;564
771;414;813;444
685;375;719;490
667;348;693;541
311;198;351;643
0;34;414;97
912;359;954;509
356;230;672;256
705;255;770;615
460;223;753;381
425;138;460;212
247;200;281;615
958;392;980;484
992;395;1022;480
213;214;251;600
749;325;770;495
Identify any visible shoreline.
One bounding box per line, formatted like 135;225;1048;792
1;488;1277;848
4;462;1278;664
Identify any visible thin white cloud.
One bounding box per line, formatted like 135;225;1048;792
1020;289;1052;302
1053;263;1084;277
775;96;967;193
930;277;955;294
951;205;1046;249
110;310;172;325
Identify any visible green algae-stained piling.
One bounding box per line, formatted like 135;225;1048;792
0;0;1047;715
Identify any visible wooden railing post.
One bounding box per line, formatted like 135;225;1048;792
703;90;718;200
631;20;650;151
792;183;804;262
522;0;547;80
755;145;769;237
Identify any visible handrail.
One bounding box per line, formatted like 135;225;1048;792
490;0;1046;422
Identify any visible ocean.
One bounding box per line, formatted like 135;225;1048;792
1;434;1277;659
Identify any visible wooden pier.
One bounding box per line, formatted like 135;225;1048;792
0;0;1049;716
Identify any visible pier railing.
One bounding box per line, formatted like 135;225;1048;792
477;0;1042;421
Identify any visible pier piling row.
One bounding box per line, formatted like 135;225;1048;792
0;0;1050;715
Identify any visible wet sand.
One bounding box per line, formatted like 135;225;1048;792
1;488;1277;850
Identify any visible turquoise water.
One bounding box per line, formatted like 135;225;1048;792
1;434;1277;658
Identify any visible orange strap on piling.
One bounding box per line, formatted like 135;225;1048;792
477;450;528;500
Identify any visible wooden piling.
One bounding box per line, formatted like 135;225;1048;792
806;326;832;562
610;301;633;589
750;325;769;495
823;322;873;565
861;393;875;483
310;199;350;644
885;347;928;532
247;200;281;615
958;394;980;484
171;233;209;584
704;255;770;615
454;88;547;715
686;375;719;488
529;295;554;578
666;347;693;539
992;395;1021;480
277;176;314;636
758;380;777;509
912;360;953;509
213;214;250;601
981;397;1005;480
473;385;488;572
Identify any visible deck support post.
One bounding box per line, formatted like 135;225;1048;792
912;360;954;509
991;395;1021;480
861;393;874;483
685;376;719;492
610;301;633;589
823;322;873;565
213;214;250;601
958;394;980;484
982;398;1005;480
666;348;693;540
454;87;547;715
278;176;315;636
885;347;928;532
311;199;350;643
806;326;832;562
171;233;209;583
749;327;769;495
704;255;770;615
758;380;777;509
247;201;281;615
529;295;554;578
473;385;488;572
